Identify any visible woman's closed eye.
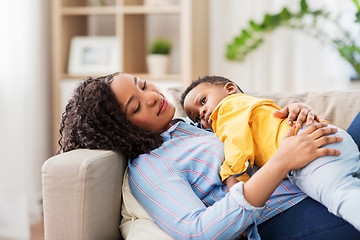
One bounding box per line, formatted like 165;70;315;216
132;81;147;114
141;81;147;90
133;103;140;114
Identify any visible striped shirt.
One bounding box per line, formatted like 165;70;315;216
129;120;306;240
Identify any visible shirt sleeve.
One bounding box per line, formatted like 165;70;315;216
129;157;264;240
214;99;257;183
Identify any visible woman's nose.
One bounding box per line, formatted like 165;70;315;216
145;91;158;107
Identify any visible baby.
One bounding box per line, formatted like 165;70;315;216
181;75;360;231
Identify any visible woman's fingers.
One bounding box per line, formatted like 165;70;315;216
300;122;328;135
311;124;336;139
279;122;343;171
315;147;341;157
315;134;343;149
299;122;343;151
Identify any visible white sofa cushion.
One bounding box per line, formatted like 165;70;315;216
120;169;174;240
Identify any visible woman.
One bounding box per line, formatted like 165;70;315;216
59;72;360;239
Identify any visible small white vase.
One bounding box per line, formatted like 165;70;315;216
146;54;170;76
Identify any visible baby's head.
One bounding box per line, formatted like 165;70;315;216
181;75;243;129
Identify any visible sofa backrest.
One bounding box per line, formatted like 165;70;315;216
166;88;360;130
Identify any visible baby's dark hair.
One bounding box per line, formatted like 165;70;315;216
180;75;243;108
58;73;163;159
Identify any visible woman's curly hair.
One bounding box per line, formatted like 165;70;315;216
58;74;164;159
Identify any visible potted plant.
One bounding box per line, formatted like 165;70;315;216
147;38;172;76
226;0;360;79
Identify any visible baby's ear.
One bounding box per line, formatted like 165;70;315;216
225;82;238;95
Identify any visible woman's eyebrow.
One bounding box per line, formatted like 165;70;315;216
124;77;138;115
124;96;134;116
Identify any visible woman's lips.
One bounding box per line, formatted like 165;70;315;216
157;97;168;115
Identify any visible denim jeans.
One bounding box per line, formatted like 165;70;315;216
347;112;360;149
258;197;360;240
288;125;360;230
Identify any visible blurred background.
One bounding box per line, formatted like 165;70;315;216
0;0;359;239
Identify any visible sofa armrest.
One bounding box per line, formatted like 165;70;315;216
42;149;127;240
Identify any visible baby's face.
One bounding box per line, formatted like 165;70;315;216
183;83;231;129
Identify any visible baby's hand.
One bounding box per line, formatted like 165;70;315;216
226;176;239;192
273;103;325;129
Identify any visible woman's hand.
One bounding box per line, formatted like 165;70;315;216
273;103;325;129
243;122;342;207
274;122;342;171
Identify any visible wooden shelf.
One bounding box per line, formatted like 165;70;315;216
61;6;116;15
51;0;209;152
61;5;181;15
123;5;181;14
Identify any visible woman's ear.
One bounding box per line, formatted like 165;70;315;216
224;82;239;95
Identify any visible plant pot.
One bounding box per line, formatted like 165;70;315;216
146;54;170;76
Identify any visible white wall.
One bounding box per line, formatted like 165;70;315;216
209;0;359;93
0;0;51;238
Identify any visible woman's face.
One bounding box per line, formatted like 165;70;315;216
110;73;175;131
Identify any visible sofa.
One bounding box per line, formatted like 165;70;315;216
42;88;360;240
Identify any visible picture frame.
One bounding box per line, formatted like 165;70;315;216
68;36;120;75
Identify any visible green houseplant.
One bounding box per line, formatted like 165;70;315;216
226;0;360;78
147;38;172;75
148;38;171;55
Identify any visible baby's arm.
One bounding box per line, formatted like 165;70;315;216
226;175;239;191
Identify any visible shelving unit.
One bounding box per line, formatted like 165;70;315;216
51;0;209;151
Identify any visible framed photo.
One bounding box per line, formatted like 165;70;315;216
68;36;120;75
